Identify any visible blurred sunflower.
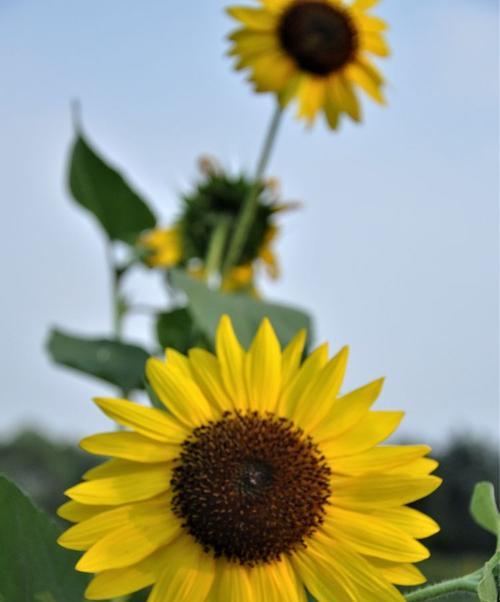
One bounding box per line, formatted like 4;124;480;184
59;316;441;601
227;0;389;127
139;160;293;294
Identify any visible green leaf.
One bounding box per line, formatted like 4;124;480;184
171;269;312;349
470;482;500;536
0;476;88;602
47;329;149;393
478;553;500;602
156;307;210;354
68;132;156;243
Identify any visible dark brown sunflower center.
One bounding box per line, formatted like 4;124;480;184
278;1;358;76
171;412;331;565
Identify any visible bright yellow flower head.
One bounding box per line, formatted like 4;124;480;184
140;227;183;268
228;0;389;128
58;316;440;601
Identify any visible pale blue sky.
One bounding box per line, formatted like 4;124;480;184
0;0;498;444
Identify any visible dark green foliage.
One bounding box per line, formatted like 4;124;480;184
414;437;499;554
0;476;89;602
0;431;97;517
156;307;210;354
68;132;156;243
178;172;275;266
47;329;150;394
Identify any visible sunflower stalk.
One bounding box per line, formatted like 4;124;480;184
404;572;481;601
223;103;283;274
205;216;231;286
106;242;131;400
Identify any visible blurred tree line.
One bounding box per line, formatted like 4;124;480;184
0;429;497;558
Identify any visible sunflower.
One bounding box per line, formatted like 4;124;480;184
139;164;293;292
227;0;389;127
59;316;440;601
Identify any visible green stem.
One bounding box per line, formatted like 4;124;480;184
107;243;130;400
223;103;284;274
405;576;479;601
205;217;231;284
107;244;125;341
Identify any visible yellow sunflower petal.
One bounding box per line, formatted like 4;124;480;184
297;77;327;123
245;318;282;412
165;348;192;378
249;558;307;602
189;348;234;413
206;560;254;602
352;0;381;10
260;245;280;279
149;534;215;602
229;29;278;56
331;473;442;509
346;57;386;103
76;502;180;572
226;6;276;30
324;96;340;129
372;506;440;539
65;464;171;505
250;51;297;93
279;343;329;416
85;547;168;600
93;397;188;443
328;76;361;121
312;535;405;602
321;411;404;459
361;31;391;56
261;0;291;12
57;500;110;523
58;501;161;551
146;358;214;428
292;537;358;602
216;315;248;409
83;458;135;481
332;445;432;475
313;378;385;442
281;329;307;388
368;558;427;586
293;346;349;432
357;13;388;32
323;506;430;563
141;227;182;268
388;457;439;475
80;431;178;463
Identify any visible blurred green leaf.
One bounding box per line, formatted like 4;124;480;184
156;307;210;354
171;269;312;348
470;482;499;537
68;132;156;243
0;476;88;602
47;329;149;393
478;553;499;602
